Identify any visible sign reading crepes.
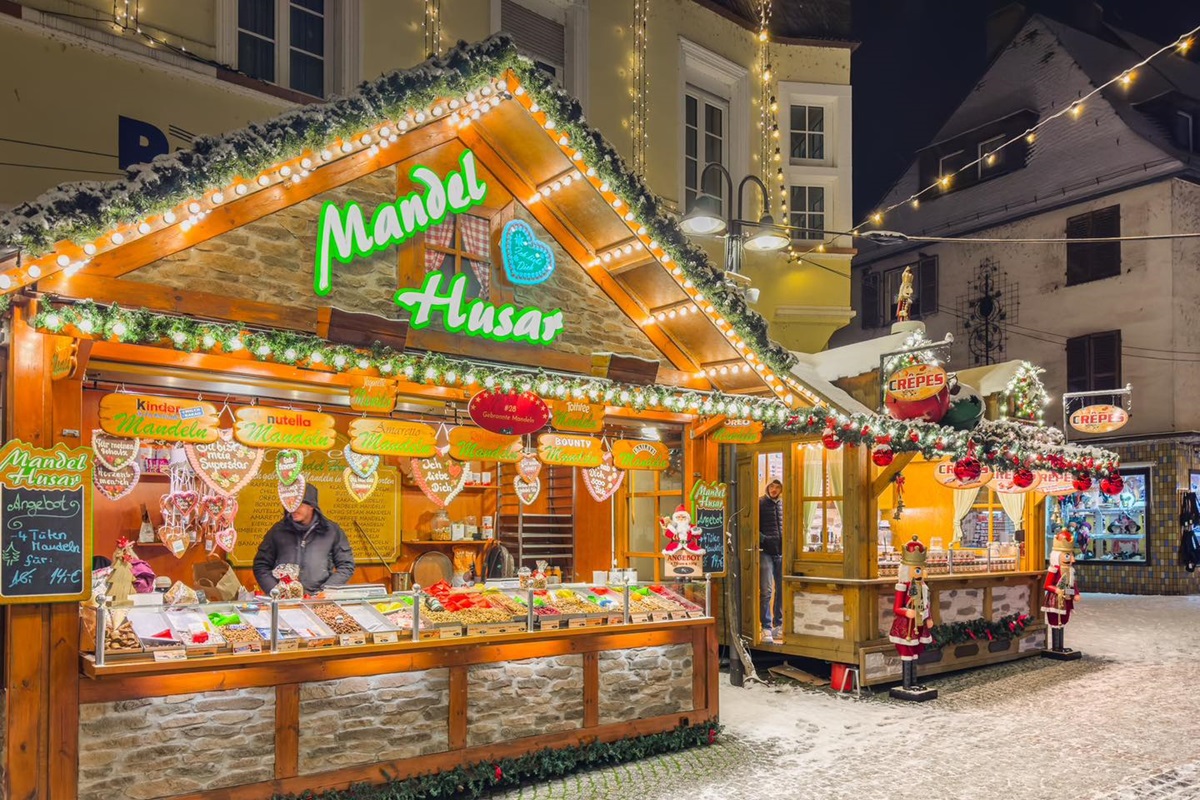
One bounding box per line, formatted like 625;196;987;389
537;434;603;468
711;420;764;444
1069;404;1128;435
885;364;948;402
1036;472;1078;496
99;394;219;443
234;407;337;452
612;440;670;471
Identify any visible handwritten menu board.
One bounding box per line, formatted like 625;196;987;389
689;480;727;576
0;440;93;603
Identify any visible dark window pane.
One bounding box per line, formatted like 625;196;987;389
791;105;805;131
1066;206;1121;285
808;106;824;132
290;50;324;96
238;0;275;37
685;158;697;189
686;95;697;127
808;133;824;159
238;32;275;81
290;6;324;55
705;103;723;135
790;186;804;207
809;187;824;212
705;132;722;164
791;132;807;159
1066;336;1088;393
701;167;723;201
292;0;323;11
685;128;697;159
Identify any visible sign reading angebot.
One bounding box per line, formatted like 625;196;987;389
1069;404;1128;435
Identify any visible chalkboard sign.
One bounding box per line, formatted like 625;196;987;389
690;480;727;576
0;440;93;604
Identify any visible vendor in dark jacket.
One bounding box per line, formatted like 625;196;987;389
759;479;784;642
253;483;356;594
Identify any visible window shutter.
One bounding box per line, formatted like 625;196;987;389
1093;205;1121;280
501;0;565;67
1091;330;1122;390
1065;212;1092;285
862;273;881;329
917;257;938;318
1066;335;1088;393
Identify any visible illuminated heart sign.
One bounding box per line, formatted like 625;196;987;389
501;219;556;285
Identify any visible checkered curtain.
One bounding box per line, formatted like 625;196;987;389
459;215;491;296
424;218;455;272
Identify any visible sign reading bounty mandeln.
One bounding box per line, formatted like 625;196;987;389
536;434;603;468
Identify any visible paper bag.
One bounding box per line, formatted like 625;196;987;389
192;558;241;602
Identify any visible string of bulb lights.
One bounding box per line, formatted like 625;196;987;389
786;23;1200;266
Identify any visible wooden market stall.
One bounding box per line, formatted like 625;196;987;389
0;38;808;800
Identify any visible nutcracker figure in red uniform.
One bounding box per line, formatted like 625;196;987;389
889;536;934;696
1042;529;1081;657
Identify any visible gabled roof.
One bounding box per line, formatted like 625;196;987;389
0;36;823;404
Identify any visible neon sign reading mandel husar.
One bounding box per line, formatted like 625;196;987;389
313;150;565;346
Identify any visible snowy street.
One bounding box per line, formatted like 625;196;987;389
497;594;1200;799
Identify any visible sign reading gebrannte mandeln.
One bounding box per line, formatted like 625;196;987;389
99;394;219;443
313;148;564;345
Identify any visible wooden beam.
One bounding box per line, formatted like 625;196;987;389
689;415;726;440
606;256;657;276
582;652;599;728
872;452;916;497
274;684;300;779
448;665;468;749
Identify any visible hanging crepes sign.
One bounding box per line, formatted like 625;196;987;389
1036;472;1078;496
932;459;992;490
885;364;947;402
315;149;564;345
1069;404;1128;435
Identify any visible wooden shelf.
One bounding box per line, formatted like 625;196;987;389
404;539;493;546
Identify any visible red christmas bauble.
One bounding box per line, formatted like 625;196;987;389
1100;474;1124;496
875;434;892;445
953;456;982;482
884;385;951;423
1072;475;1092;493
872;445;894;467
1012;467;1035;488
822;431;842;450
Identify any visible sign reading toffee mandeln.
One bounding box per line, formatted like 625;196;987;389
549;400;605;433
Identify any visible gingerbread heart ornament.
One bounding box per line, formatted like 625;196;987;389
157;524;189;558
170;491;200;519
517;451;542;482
92;430;140;472
213;527;238;553
410;455;466;507
343;467;378;502
344;444;380;479
93;461;140;501
186;429;264;497
514;475;541;506
582;453;625;502
278;474;308;513
276;449;304;486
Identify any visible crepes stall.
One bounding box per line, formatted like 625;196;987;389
0;38;808;800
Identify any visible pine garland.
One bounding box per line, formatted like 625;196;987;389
274;722;720;800
930;612;1032;649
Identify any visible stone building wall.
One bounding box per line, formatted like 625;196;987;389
78;687;275;800
938;588;982;623
466;655;584;747
792;590;844;638
598;644;693;725
992;584;1030;619
298;669;450;774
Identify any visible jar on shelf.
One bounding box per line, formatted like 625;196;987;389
431;509;452;541
517;566;531;589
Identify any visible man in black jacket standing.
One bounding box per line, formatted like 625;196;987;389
759;479;784;642
253;483;356;595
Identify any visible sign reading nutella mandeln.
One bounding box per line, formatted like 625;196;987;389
536;434;603;468
234;407;337;452
885;364;947;402
611;440;670;471
98;394;219;444
1069;404;1128;435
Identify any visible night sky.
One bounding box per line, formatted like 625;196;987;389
851;0;1200;220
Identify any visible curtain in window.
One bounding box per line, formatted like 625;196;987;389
458;215;491;296
828;451;843;551
424;218;455;272
997;491;1026;534
951;488;976;546
802;444;823;550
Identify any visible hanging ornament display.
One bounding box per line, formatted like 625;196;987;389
468;389;550;435
892;474;906;520
1072;475;1093;493
517;449;542;482
343;467;379;503
343;444;381;479
582;452;625;503
157;447;197;558
514;475;541;506
410;455;467;507
942;382;984;431
275;449;304;485
92;430;141;472
953;456;982;483
93;460;141;501
871;445;894;468
1100;473;1124;496
1011;467;1035;489
186;428;265;498
278;474;308;513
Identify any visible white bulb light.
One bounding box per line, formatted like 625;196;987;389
188;202;201;214
111;232;124;244
27;264;41;279
137;222;151;234
56;254;70;267
211;193;224;204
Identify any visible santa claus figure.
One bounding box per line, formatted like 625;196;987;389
889;535;934;698
1042;530;1081;657
660;505;702;554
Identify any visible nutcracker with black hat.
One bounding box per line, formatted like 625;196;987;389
888;535;937;701
1041;529;1083;661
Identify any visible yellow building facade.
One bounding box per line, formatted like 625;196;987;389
0;0;853;350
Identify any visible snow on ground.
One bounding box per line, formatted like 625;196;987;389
496;594;1200;800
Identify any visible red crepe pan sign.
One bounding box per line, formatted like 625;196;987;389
932;459;992;490
1069;404;1128;435
885;364;947;402
468;390;549;435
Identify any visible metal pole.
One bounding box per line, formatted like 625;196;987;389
623;583;631;625
94;597;108;667
412;584;422;642
270;597;280;653
527;587;535;632
704;573;712;618
723;444;745;687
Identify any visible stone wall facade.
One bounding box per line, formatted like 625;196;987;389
298;669;450;775
938;588;982;623
992;585;1031;620
78;687;275;800
467;655;584;747
792;590;844;638
598;644;694;725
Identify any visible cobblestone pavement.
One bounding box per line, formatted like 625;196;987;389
493;595;1200;800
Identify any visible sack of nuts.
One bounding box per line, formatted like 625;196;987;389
271;564;304;599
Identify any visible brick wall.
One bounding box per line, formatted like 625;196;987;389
792;590;844;638
466;655;584;747
598;644;694;725
78;688;275;800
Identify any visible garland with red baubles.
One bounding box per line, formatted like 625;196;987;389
784;413;1122;490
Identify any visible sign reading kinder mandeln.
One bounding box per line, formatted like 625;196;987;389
99;393;219;443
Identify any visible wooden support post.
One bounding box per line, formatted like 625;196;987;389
275;685;300;779
582;652;599;728
448;665;468;749
871;452;916;497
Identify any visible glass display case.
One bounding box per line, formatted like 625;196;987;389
1045;467;1149;564
84;581;712;662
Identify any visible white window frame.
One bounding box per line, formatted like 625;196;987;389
938;149;964;184
779;81;851;236
788;184;827;242
684;86;730;216
679;38;750;216
977;134;1005;178
1177;110;1195;152
490;0;588;111
788;103;827;165
216;0;361;98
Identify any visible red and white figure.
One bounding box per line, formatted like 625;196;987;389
889;536;933;692
660;504;703;555
1042;530;1081;653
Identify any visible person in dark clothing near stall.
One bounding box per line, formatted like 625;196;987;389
759;479;784;642
253;483;356;595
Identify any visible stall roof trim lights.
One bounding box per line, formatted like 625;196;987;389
0;35;796;392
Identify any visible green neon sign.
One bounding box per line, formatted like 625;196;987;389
394;272;565;346
314;149;489;296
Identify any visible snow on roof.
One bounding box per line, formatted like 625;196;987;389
954;360;1024;397
787;356;873;415
802;322;925;383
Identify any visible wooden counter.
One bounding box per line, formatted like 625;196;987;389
74;619;718;800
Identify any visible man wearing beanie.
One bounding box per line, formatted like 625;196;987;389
253;483;356;594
